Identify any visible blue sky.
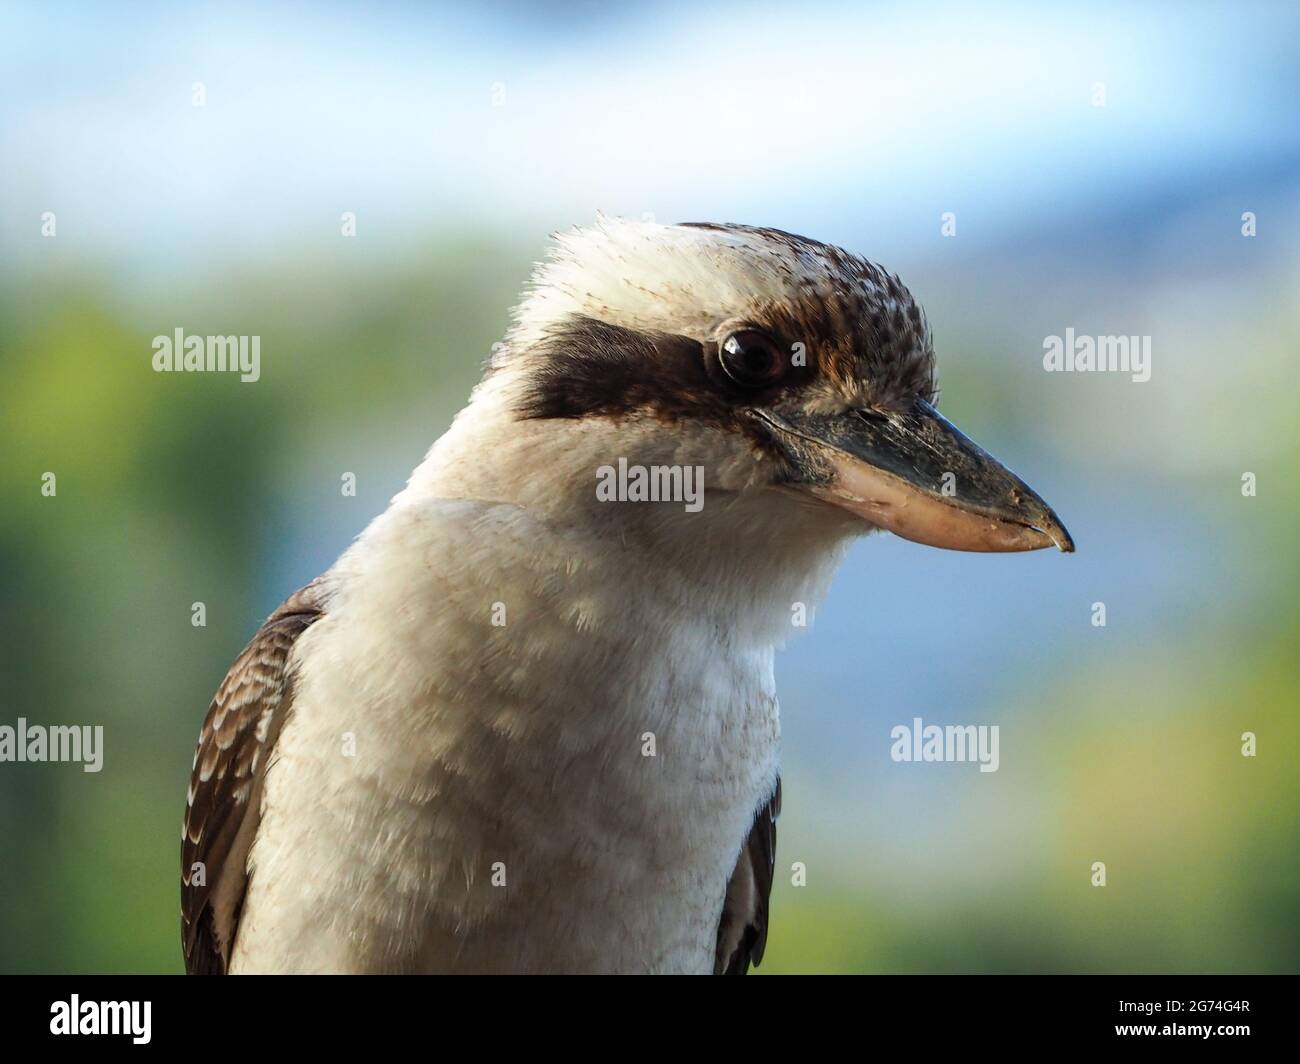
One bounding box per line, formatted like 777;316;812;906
4;0;1299;276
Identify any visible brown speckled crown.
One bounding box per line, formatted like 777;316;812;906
680;223;937;410
513;221;938;425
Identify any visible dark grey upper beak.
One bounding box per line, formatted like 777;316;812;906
755;399;1074;553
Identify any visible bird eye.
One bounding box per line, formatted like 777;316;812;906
718;330;785;389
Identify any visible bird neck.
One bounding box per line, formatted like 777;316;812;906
397;382;859;647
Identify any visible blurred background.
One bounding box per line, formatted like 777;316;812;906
1;0;1297;973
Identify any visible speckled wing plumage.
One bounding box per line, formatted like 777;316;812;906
181;582;326;975
715;778;781;975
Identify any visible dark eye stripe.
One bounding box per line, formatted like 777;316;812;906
516;315;716;422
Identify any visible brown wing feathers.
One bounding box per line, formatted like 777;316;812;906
715;778;781;975
180;583;325;974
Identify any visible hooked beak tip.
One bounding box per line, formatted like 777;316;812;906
1027;519;1075;553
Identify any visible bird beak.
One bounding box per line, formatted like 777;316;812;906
755;399;1074;553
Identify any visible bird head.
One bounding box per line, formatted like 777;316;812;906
421;217;1071;599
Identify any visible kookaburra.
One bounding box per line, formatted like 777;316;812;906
181;219;1072;974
